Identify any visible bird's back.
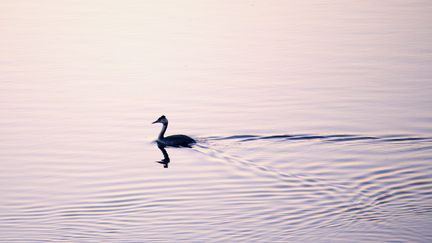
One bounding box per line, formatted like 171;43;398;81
159;134;196;147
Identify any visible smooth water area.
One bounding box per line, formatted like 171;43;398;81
1;1;432;242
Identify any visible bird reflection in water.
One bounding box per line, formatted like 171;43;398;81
156;142;170;168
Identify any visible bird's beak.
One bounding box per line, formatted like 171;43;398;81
152;120;159;124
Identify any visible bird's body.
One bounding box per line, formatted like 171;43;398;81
158;135;195;147
152;115;196;147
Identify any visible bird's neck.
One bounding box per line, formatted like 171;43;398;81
159;123;168;139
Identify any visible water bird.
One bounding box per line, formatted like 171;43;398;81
152;115;196;147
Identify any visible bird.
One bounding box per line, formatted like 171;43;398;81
152;115;196;147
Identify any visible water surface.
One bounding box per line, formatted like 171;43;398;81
1;1;432;242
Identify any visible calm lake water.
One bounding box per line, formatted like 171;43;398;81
1;1;432;242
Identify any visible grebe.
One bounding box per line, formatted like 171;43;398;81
152;115;196;147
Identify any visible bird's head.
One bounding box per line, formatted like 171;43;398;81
152;115;168;125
